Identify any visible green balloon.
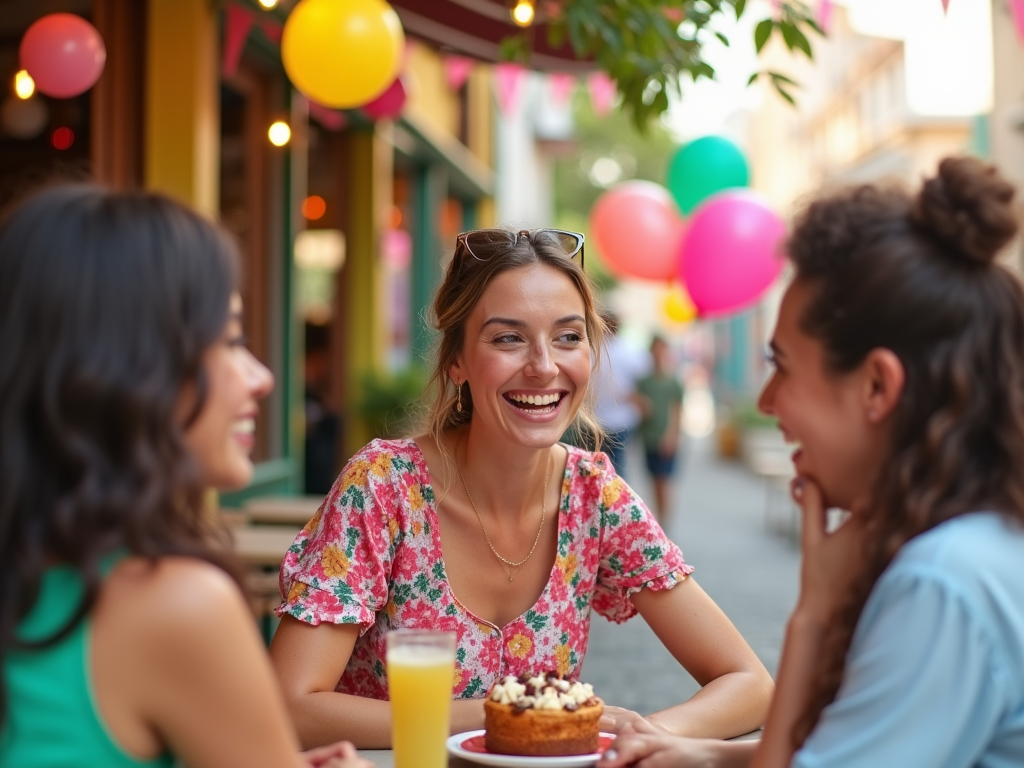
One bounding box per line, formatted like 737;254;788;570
666;136;749;214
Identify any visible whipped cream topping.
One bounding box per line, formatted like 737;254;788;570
489;673;597;712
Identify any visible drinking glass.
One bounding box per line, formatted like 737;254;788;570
387;629;457;768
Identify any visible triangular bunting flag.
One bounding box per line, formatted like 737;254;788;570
494;63;525;115
222;4;254;78
1011;0;1024;41
547;73;576;107
443;55;475;91
587;72;616;117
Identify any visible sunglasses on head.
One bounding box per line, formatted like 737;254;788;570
455;228;585;267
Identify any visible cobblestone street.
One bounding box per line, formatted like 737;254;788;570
579;434;800;715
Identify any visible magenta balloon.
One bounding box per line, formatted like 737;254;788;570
590;181;685;282
679;190;785;318
363;77;407;120
20;13;106;99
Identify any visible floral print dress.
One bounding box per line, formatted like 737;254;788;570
276;438;692;700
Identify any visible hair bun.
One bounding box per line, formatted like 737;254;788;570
911;156;1019;264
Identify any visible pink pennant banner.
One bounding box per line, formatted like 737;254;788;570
1011;0;1024;40
818;0;834;33
587;72;617;117
222;4;254;78
258;18;282;44
494;62;525;115
444;55;475;91
547;73;576;107
307;99;348;131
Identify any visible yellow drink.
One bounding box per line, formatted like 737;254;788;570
387;634;456;768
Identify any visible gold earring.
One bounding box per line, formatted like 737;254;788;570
456;382;463;412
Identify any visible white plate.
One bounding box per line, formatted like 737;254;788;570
446;730;614;768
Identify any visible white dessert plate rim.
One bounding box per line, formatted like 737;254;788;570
446;729;613;768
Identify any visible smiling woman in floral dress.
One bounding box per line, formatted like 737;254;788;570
269;228;773;749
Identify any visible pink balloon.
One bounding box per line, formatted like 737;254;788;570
363;77;407;120
590;181;685;282
679;190;786;318
20;14;106;99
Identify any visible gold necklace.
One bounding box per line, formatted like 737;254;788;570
456;449;549;582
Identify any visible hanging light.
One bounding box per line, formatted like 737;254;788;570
257;0;279;7
510;0;535;27
268;120;291;146
14;70;35;100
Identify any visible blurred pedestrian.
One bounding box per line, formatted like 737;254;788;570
637;335;685;524
601;157;1024;767
591;310;649;476
0;185;369;768
304;321;341;496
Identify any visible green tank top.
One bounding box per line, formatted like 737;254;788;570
0;562;174;767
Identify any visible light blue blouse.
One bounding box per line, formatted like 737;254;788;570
795;512;1024;768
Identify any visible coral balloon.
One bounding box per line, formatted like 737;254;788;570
667;135;749;214
663;285;697;324
590;181;685;282
282;0;404;109
363;77;407;120
679;191;785;318
20;14;106;99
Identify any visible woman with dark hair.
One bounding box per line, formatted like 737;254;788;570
270;229;773;748
0;185;370;768
600;157;1024;768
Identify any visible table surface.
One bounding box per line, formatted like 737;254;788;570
360;730;762;767
229;524;301;566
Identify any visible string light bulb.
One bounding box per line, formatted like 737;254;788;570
257;0;279;7
14;70;35;100
511;0;535;27
268;120;291;146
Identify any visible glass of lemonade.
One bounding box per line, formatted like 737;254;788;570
386;629;457;768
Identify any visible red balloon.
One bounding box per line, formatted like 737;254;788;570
20;14;106;99
590;181;685;281
363;77;407;120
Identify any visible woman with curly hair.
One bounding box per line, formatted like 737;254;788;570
0;185;370;768
600;157;1024;767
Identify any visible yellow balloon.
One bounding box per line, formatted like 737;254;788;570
664;285;697;324
282;0;405;109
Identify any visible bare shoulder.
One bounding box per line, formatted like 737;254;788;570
102;556;250;642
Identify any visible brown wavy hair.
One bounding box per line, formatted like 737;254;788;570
0;185;245;723
787;157;1024;746
422;228;607;480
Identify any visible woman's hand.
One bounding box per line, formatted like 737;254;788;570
600;706;668;735
300;741;373;768
599;731;748;768
791;477;868;621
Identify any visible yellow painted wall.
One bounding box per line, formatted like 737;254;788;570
144;0;219;216
405;43;460;138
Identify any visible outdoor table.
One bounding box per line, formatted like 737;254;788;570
229;524;301;567
359;729;762;767
244;495;324;526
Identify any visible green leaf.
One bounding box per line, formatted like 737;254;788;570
735;0;748;19
773;81;797;106
768;71;799;86
747;71;760;86
754;18;774;53
715;31;731;47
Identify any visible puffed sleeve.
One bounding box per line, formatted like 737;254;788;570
794;567;1012;768
275;441;402;631
589;455;693;623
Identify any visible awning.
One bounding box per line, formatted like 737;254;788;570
389;0;594;73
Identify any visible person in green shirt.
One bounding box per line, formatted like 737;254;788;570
636;335;685;524
0;185;370;768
